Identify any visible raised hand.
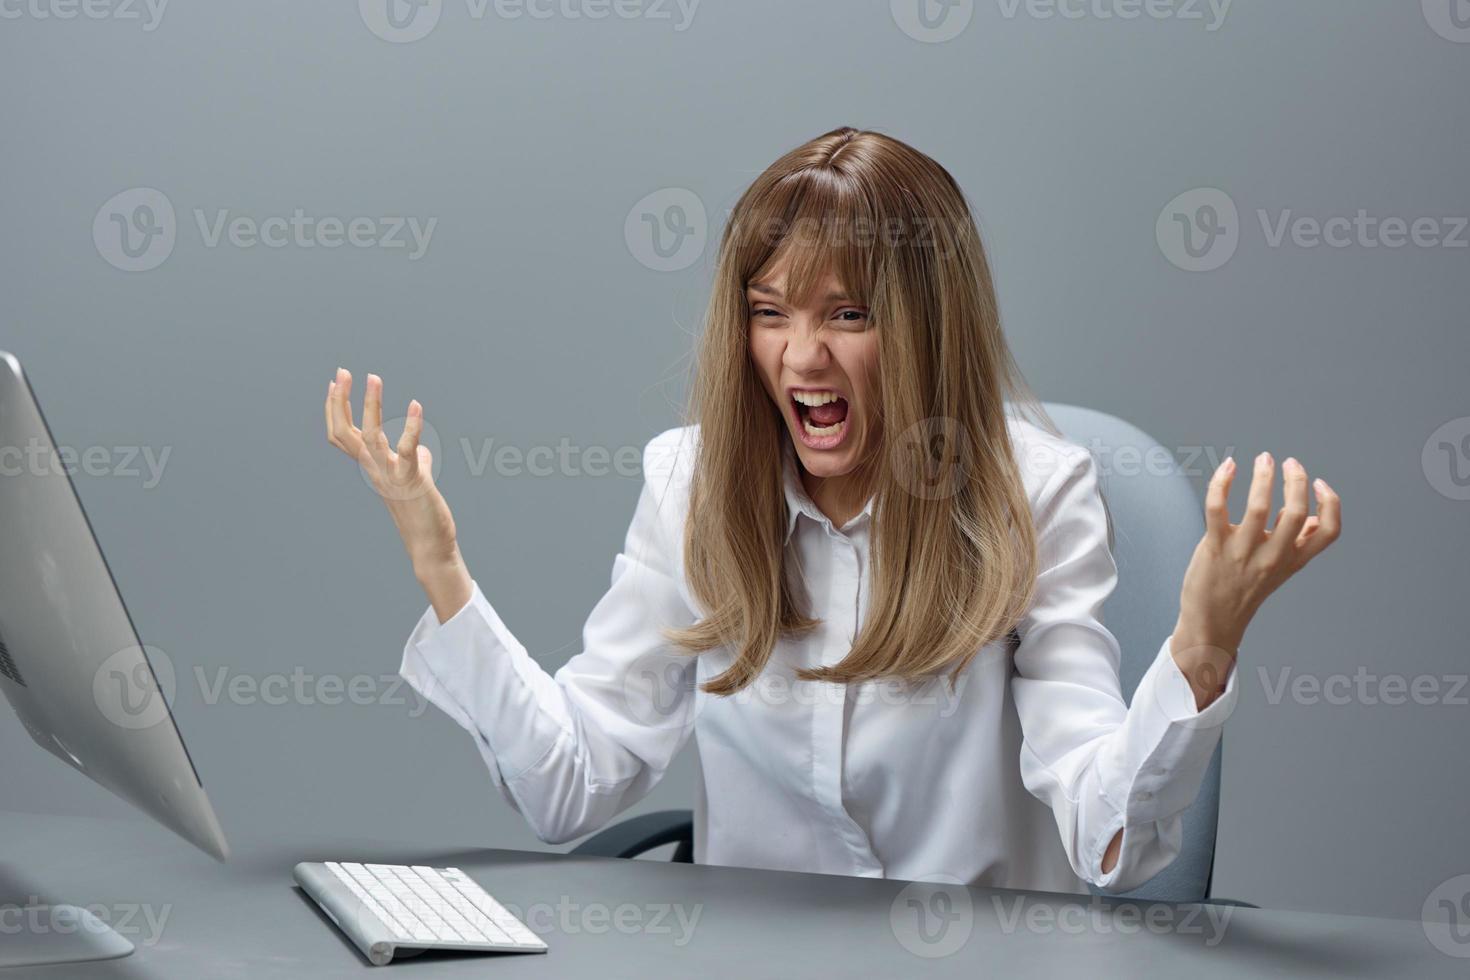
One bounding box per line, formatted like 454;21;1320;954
1170;452;1343;707
323;368;471;622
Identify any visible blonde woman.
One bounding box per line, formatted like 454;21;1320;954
323;127;1340;893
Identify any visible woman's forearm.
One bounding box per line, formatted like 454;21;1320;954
416;550;474;624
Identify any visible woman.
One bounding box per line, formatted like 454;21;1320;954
323;127;1340;894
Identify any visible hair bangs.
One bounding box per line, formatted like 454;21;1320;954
731;168;885;314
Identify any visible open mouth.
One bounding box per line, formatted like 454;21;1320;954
789;389;851;449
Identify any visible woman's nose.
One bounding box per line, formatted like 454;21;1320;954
783;323;830;372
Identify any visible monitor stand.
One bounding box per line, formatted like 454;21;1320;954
1;902;134;968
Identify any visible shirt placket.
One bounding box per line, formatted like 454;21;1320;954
808;520;883;877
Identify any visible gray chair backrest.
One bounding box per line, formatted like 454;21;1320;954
1038;401;1223;904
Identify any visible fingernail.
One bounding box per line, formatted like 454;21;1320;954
1257;451;1272;466
1284;457;1301;472
1314;477;1330;494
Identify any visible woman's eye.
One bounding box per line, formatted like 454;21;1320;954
834;309;870;324
752;308;783;320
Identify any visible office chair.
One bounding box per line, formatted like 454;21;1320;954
572;403;1251;907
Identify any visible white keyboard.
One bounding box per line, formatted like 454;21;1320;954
294;861;548;966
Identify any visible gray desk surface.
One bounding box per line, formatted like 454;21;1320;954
0;809;1459;978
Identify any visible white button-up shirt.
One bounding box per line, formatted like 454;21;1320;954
399;418;1239;894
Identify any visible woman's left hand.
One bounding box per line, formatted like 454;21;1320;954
1169;451;1342;704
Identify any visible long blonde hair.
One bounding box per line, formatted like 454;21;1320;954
669;126;1067;695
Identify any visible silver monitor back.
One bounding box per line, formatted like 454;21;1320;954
0;351;228;862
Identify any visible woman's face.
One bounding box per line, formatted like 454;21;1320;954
747;261;880;481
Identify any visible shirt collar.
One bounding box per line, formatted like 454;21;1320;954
780;437;874;542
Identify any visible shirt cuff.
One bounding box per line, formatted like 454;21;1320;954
1092;634;1239;876
398;580;568;787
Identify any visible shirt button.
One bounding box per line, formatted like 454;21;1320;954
1148;766;1167;777
1134;791;1154;803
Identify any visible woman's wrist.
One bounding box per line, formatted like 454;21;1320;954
414;547;473;624
1168;618;1239;711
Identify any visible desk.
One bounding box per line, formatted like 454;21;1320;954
0;809;1458;978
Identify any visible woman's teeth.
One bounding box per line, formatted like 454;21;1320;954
791;390;850;440
803;418;844;437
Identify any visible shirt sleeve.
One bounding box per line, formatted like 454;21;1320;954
398;437;700;845
1011;447;1239;893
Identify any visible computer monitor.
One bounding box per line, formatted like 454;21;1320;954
0;351;229;968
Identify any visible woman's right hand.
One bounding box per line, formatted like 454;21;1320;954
324;367;472;622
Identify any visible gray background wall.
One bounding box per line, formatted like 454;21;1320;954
2;0;1465;923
